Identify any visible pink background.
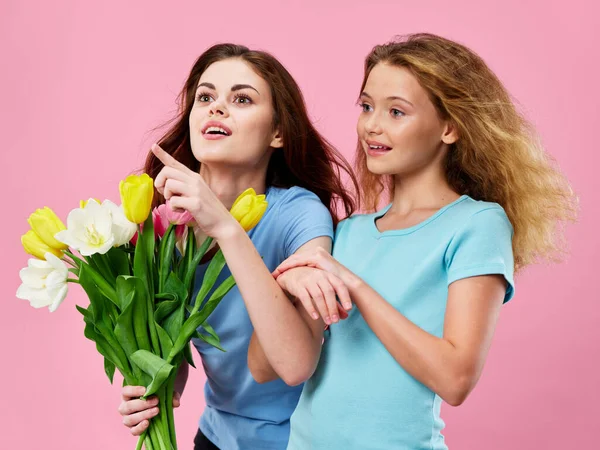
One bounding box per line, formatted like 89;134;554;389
2;0;598;448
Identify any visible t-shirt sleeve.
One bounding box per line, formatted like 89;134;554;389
277;187;334;259
445;207;515;302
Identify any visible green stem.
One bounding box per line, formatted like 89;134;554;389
149;422;168;450
64;250;85;267
66;279;80;284
183;237;213;292
147;293;161;354
158;224;176;292
135;431;146;450
95;253;116;280
158;388;171;449
165;367;178;450
145;431;154;450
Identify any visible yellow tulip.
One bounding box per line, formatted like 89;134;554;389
230;188;268;232
79;198;101;208
21;230;64;260
27;207;68;251
119;174;154;224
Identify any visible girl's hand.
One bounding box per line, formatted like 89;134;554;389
276;266;352;325
151;144;240;240
273;246;349;281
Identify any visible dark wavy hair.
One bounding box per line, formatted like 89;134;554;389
143;43;358;225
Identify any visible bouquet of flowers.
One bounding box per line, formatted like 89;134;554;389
16;173;268;450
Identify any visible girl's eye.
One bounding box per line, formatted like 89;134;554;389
391;108;405;118
360;103;373;113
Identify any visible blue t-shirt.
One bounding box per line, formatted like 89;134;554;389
191;186;334;450
287;195;515;450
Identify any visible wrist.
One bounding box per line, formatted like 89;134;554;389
341;269;363;293
213;219;245;242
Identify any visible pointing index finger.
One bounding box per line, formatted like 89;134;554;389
151;143;191;173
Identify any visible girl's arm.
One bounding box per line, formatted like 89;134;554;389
274;248;506;405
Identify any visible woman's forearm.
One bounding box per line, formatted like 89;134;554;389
217;226;323;386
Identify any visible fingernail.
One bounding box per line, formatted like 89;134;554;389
152;407;159;414
312;312;319;320
344;303;352;310
325;317;331;325
332;315;339;322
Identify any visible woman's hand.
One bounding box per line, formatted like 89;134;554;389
118;385;181;436
151;144;241;240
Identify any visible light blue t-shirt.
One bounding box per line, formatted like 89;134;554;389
191;186;334;450
287;195;515;450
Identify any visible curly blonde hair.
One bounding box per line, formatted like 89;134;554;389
356;33;577;272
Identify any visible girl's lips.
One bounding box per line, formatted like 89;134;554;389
367;147;392;157
365;140;392;156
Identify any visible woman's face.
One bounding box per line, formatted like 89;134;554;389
189;58;282;169
356;63;457;178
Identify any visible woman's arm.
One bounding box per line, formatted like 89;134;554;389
219;232;331;386
274;248;506;405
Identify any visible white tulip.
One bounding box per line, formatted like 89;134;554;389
102;200;137;246
16;252;69;312
55;199;115;256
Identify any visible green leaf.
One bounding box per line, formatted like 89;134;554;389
127;276;153;353
154;299;180;324
78;262;119;310
183;341;196;368
191;249;226;312
158;224;176;292
133;226;149;287
167;275;234;361
107;247;131;277
196;323;225;352
164;271;188;306
78;264;116;327
114;277;143;381
104;358;116;384
161;273;188;343
199;274;236;318
81;318;128;380
130;350;175;398
201;323;219;342
156;324;173;359
178;226;197;281
183;237;213;291
195;333;226;352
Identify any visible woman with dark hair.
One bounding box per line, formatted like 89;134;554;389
117;43;357;450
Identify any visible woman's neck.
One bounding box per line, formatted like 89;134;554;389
199;163;268;210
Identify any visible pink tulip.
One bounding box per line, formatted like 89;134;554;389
164;200;194;226
152;200;195;240
152;207;169;238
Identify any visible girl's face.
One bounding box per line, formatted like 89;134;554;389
356;63;457;178
189;58;283;169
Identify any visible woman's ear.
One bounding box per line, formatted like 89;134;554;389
270;129;284;149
